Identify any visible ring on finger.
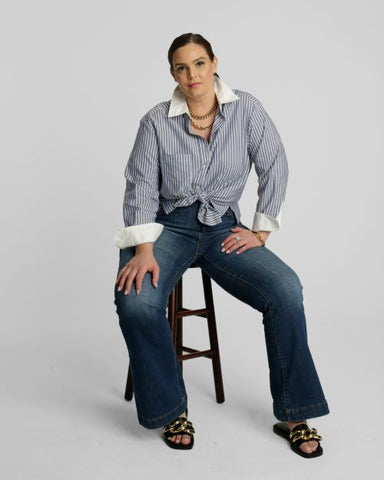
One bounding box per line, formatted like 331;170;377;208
234;235;241;242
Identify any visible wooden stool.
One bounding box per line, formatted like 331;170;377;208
124;266;225;403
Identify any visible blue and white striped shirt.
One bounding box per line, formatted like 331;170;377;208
114;76;288;249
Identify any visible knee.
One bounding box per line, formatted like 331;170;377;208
271;268;304;308
114;286;165;332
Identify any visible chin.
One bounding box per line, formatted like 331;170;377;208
187;86;207;97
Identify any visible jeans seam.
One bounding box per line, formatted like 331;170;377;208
195;231;202;257
200;252;291;407
165;255;198;299
269;305;290;406
165;255;197;398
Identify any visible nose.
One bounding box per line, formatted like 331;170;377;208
188;67;197;80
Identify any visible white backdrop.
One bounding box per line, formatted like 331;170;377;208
1;1;383;479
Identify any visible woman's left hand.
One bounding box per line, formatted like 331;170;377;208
221;227;270;255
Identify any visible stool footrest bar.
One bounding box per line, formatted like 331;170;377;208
176;308;208;318
179;348;214;361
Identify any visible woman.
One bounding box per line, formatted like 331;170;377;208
114;33;329;457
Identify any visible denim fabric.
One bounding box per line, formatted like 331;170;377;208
114;201;329;429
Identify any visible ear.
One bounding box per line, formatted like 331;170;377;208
212;56;218;75
170;66;176;81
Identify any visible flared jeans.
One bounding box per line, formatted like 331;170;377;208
114;202;329;429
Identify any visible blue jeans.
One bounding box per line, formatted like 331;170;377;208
114;202;329;429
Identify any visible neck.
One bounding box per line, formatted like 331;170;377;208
186;89;217;115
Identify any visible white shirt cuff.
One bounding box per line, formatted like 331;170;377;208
114;223;164;249
252;212;281;232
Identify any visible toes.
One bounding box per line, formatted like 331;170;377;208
308;440;319;452
166;434;190;445
300;442;313;453
164;411;192;447
300;441;318;454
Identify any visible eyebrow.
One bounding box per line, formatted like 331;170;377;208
174;56;207;67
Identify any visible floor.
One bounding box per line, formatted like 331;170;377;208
2;307;382;480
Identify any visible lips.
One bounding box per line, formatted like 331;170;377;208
189;82;201;87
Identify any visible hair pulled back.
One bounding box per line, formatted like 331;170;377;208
168;33;219;77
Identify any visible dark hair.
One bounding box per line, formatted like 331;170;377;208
168;32;219;77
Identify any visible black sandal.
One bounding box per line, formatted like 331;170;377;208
162;411;195;450
273;422;323;458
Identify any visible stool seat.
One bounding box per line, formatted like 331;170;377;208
124;267;225;404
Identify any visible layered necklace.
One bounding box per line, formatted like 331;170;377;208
188;98;218;131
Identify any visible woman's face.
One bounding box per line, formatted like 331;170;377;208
170;43;218;101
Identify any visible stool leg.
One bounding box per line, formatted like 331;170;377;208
124;365;133;401
202;270;225;403
168;282;177;345
175;277;184;373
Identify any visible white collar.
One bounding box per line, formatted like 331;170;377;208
168;76;239;118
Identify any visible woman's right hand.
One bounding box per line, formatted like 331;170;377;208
116;243;160;295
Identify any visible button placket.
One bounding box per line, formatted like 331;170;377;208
192;141;210;198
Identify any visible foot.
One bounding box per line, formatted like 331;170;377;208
166;411;191;446
286;420;320;454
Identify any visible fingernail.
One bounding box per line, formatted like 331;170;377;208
117;287;121;291
236;251;240;254
226;250;230;254
137;290;140;295
124;291;128;295
221;248;225;252
221;242;224;246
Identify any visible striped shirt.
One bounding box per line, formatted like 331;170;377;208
114;76;288;249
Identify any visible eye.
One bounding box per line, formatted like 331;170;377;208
176;66;185;72
196;61;205;66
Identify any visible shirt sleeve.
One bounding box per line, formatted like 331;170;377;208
247;101;289;232
114;118;164;249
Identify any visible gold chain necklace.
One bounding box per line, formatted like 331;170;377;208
190;119;215;131
189;98;218;120
189;98;218;131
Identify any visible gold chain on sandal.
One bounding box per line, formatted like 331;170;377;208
162;417;195;435
289;427;322;444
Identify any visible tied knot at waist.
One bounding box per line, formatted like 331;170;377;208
161;194;228;226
